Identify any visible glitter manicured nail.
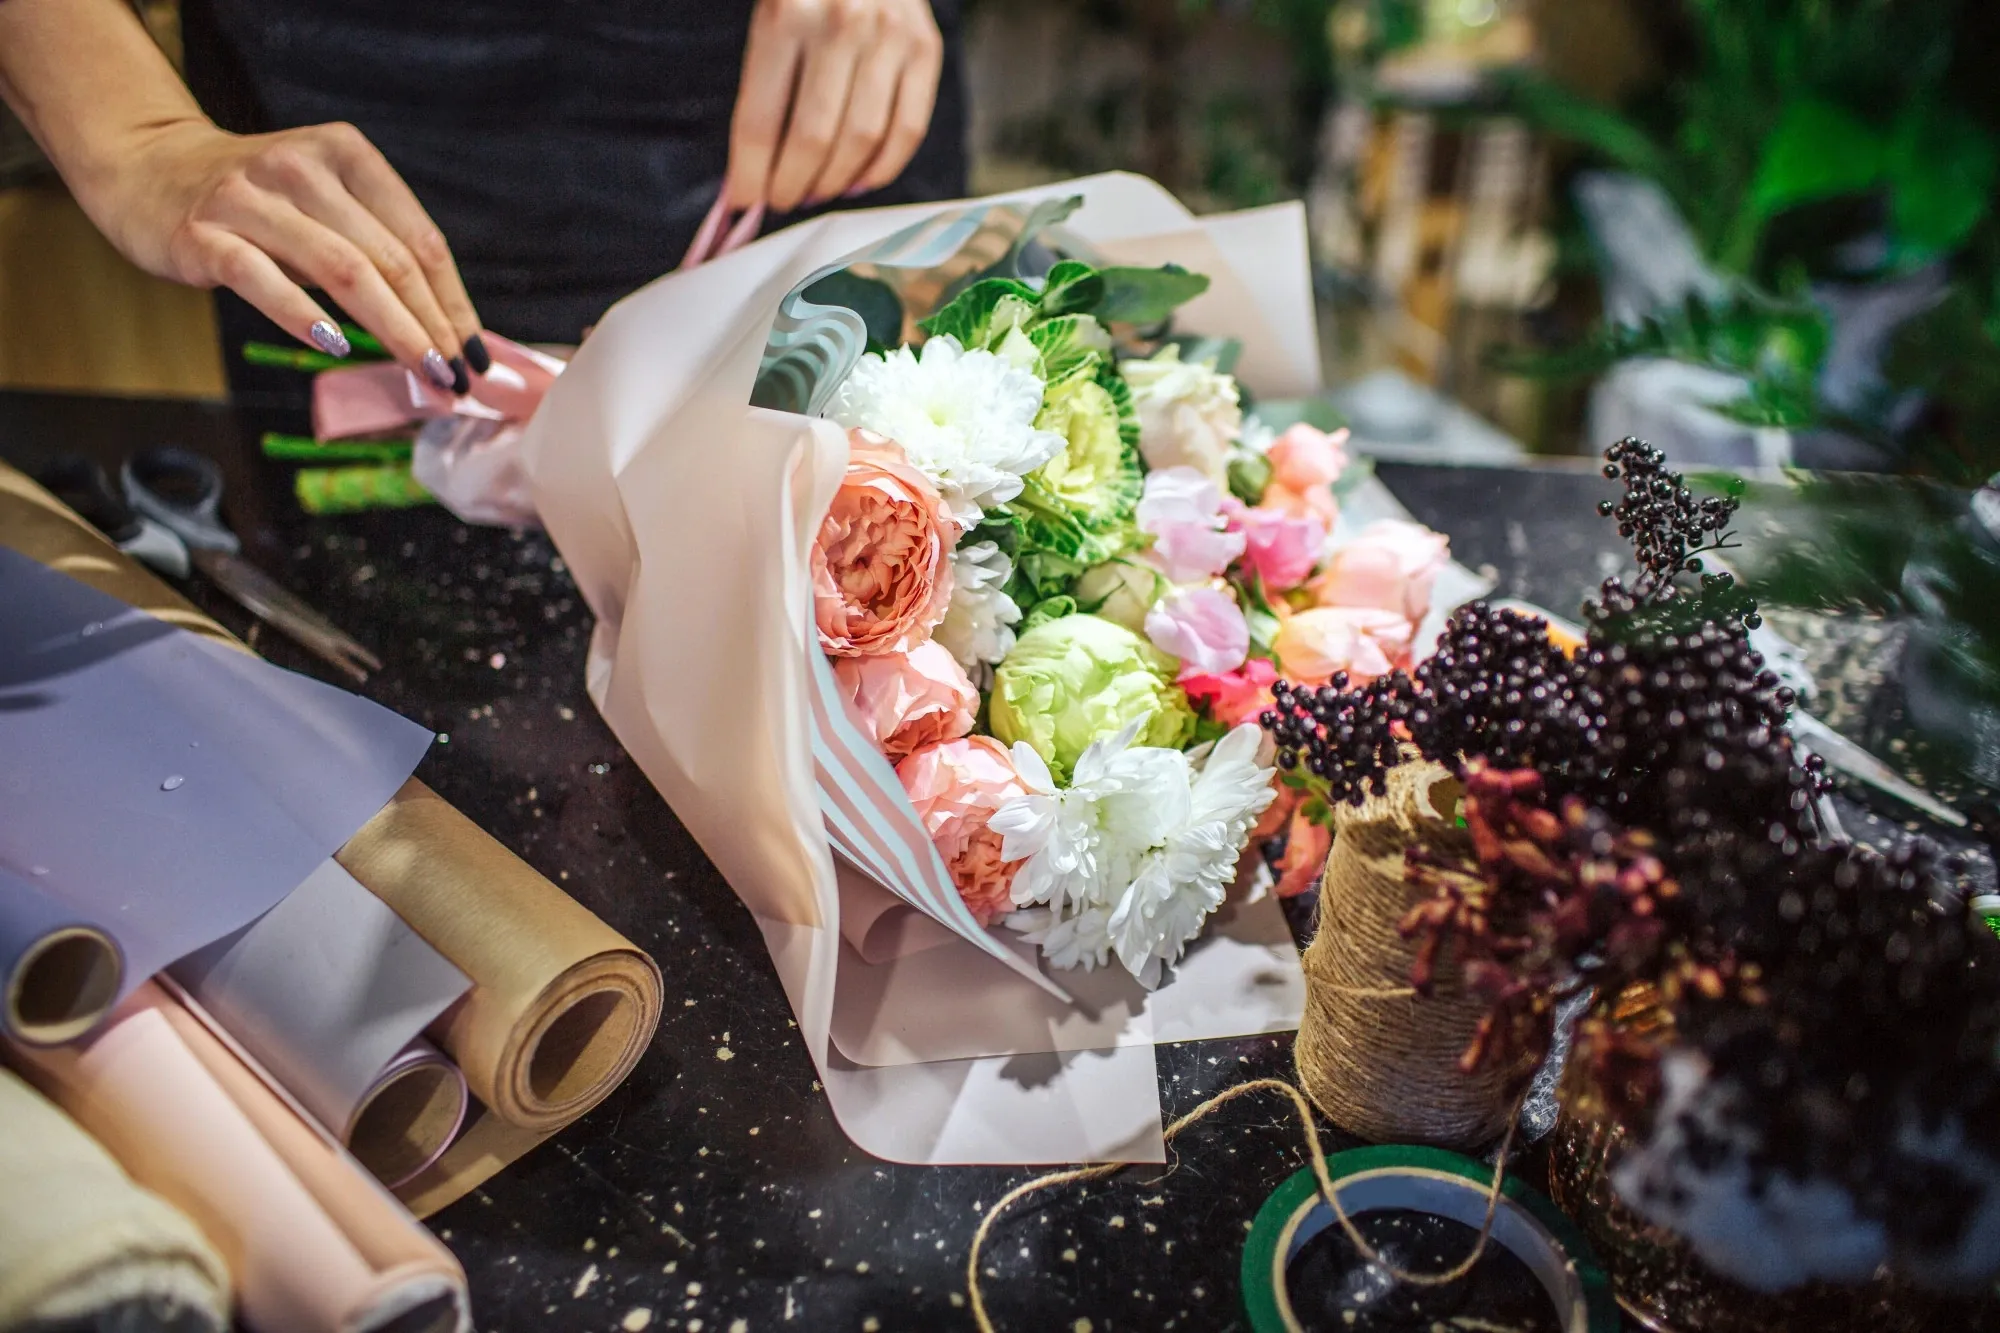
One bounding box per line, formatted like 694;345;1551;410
309;320;351;358
421;349;454;391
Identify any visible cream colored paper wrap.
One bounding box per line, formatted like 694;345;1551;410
0;1066;230;1333
520;174;1316;1164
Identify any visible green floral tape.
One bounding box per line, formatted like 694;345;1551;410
293;464;433;515
1241;1145;1618;1333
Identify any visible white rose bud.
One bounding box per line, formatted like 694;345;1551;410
1119;346;1242;487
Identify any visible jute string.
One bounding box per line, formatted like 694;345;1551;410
966;761;1535;1329
965;1077;1526;1332
1296;761;1523;1147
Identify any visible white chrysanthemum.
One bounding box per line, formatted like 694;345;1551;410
829;336;1064;525
991;723;1274;989
936;540;1020;679
1005;906;1113;973
1119;346;1243;486
1107;725;1276;988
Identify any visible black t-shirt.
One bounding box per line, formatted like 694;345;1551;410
180;0;967;344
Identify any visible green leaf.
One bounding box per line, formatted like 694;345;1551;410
1038;260;1105;319
1885;108;1998;263
918;276;1036;348
800;270;905;350
1093;265;1212;326
1749;100;1886;216
1501;71;1672;186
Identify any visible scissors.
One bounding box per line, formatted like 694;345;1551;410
36;447;384;683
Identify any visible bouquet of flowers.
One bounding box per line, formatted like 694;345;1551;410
807;253;1452;987
510;174;1458;1164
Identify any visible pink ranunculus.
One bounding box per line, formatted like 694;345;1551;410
812;430;956;656
1180;657;1279;730
896;735;1030;925
1136;466;1246;582
1225;498;1328;592
1260;423;1349;525
1272;605;1414;686
1144;585;1250;676
833;639;979;761
1310;518;1451;623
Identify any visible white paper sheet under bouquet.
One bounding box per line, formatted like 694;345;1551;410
519;174;1326;1164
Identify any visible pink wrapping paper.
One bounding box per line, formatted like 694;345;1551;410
519;175;1320;1164
4;983;469;1333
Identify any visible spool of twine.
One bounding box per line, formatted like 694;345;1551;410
1295;759;1524;1149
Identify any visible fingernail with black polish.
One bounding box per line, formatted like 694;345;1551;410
462;334;491;375
448;356;470;396
309;319;351;358
421;348;455;391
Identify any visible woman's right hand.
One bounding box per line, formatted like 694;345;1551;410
92;117;486;390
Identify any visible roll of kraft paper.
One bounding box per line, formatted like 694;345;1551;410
0;1066;230;1333
0;864;122;1047
5;983;471;1333
336;781;664;1218
0;463;663;1218
171;859;473;1189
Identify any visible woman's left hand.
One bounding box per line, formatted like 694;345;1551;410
724;0;944;215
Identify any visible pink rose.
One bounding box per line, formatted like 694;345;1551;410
1260;424;1349;525
1273;605;1414;686
1273;800;1333;898
813;430;955;656
1225;498;1327;592
896;736;1030;925
833;639;978;761
1136;467;1245;582
1144;585;1249;676
1180;657;1278;730
1310;519;1450;623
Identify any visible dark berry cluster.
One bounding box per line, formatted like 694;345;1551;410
1404;603;1597;776
1659;830;2000;1282
1563;624;1825;850
1592;436;1745;613
1262;672;1404;806
1259;437;1824;843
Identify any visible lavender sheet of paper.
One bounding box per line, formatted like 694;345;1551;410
0;550;436;1030
171;858;471;1143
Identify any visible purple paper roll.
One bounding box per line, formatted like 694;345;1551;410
0;864;124;1044
0;549;435;1036
171;858;472;1185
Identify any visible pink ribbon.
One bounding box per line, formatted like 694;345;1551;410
679;190;766;271
311;332;562;443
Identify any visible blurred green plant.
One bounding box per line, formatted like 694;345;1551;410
1506;0;1997;281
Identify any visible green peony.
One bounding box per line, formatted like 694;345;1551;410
990;614;1194;781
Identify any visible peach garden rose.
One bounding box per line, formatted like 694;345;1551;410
896;735;1030;925
812;429;956;656
832;640;978;762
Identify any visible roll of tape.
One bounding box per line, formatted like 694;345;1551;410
1242;1144;1618;1333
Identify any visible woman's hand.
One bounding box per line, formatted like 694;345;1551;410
725;0;944;215
0;0;485;387
106;119;486;389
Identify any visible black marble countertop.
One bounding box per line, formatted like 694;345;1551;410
0;391;1973;1333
